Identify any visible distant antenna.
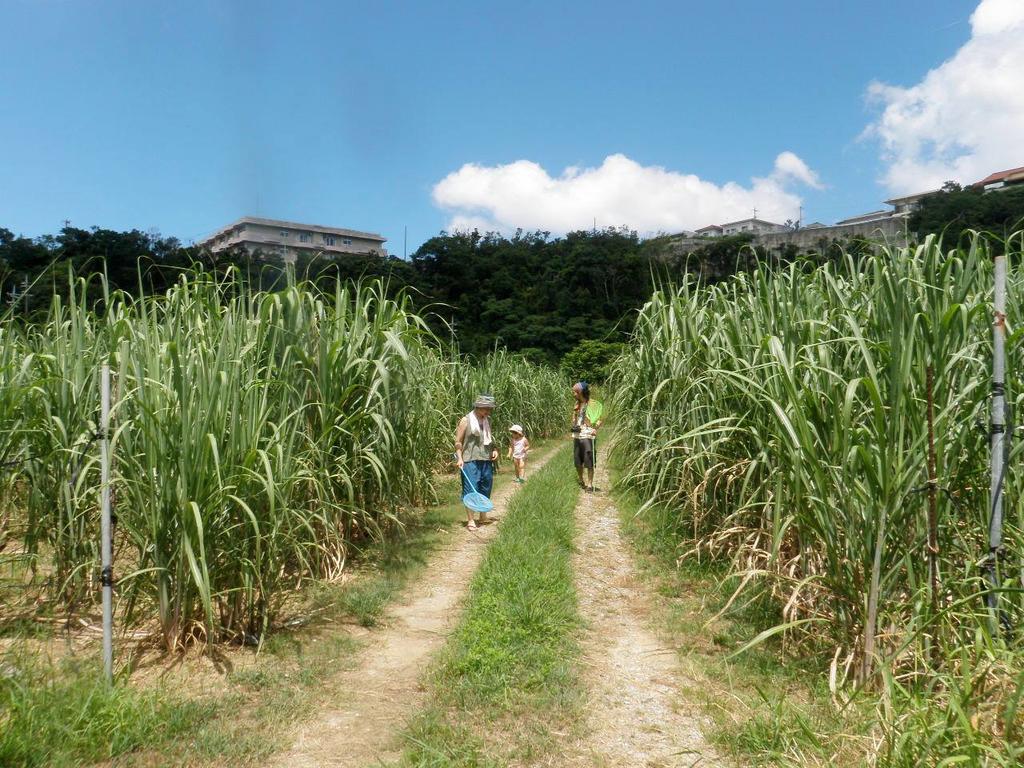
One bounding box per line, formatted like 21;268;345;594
62;219;71;228
753;207;758;219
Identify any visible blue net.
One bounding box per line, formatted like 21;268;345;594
459;463;495;514
462;491;494;514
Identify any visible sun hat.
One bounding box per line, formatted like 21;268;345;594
509;424;524;434
473;394;497;409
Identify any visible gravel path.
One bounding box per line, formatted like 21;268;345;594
566;460;727;768
271;447;559;768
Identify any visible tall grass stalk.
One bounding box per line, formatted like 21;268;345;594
611;234;1024;761
0;270;570;648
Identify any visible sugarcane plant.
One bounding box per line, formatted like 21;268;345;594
610;232;1024;762
0;268;571;649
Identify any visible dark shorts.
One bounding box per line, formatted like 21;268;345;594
573;438;595;469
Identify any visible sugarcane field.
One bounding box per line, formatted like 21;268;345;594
4;2;1024;766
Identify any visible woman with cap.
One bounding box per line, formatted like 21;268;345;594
572;381;601;492
455;394;499;529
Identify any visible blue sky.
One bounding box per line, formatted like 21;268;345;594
2;0;1016;253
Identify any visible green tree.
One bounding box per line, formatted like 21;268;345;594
559;340;625;384
663;233;759;282
909;184;1024;244
411;227;672;362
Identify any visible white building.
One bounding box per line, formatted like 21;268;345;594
689;218;787;238
883;190;940;216
694;224;724;237
199;217;387;263
719;218;787;236
835;210;894;226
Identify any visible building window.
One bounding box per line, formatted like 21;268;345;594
280;231;290;238
299;232;312;243
323;235;336;246
342;237;352;245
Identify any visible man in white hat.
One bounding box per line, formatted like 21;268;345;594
454;394;499;529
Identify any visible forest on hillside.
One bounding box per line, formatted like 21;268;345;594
4;183;1023;364
0;225;696;364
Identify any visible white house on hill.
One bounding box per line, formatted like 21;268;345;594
200;217;388;263
720;218;787;236
692;218;788;238
694;224;723;237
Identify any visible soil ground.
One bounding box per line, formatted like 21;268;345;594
562;460;727;768
272;447;560;768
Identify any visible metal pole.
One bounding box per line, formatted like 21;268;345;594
986;252;1008;634
926;365;939;619
100;363;113;682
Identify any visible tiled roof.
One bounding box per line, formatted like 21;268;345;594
974;166;1024;187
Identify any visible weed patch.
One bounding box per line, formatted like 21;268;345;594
613;473;871;767
0;655;212;767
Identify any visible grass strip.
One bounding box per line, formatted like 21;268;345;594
0;447;553;767
400;445;582;767
325;441;554;628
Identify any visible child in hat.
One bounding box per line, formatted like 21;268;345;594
507;425;530;484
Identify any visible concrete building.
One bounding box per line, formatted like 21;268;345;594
691;219;787;237
835;210;895;226
757;215;907;252
666;202;909;257
199;217;387;263
720;217;787;236
884;190;940;216
668;162;1022;258
694;224;723;237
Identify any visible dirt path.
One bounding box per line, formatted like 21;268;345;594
273;447;559;768
567;461;727;768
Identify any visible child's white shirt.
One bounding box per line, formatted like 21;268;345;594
512;437;528;460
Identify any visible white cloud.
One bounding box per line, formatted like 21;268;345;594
970;0;1024;35
773;151;824;190
866;0;1024;194
432;152;818;234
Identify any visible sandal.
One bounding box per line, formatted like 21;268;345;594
467;520;477;530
